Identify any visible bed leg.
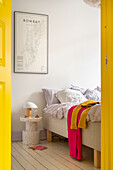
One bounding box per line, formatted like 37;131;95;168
94;150;101;168
47;130;52;142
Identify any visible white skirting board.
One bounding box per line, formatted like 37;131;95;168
12;129;47;142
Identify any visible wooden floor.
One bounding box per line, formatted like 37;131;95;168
11;139;100;170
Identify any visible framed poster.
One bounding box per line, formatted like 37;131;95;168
14;11;48;74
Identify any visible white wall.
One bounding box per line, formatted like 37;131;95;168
11;0;100;132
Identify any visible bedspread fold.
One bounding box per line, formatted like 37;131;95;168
71;100;100;129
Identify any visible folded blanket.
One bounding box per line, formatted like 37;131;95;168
71;100;100;129
78;107;91;129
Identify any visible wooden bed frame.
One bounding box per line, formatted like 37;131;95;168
43;112;101;168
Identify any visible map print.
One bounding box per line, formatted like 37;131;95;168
15;12;48;73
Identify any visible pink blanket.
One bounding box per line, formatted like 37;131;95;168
67;105;85;159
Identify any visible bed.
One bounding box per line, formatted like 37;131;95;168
42;87;101;168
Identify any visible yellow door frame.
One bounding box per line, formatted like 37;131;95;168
101;0;113;169
0;0;11;169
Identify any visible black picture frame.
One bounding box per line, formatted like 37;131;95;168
14;11;48;74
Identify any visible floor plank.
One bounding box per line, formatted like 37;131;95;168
18;142;59;170
12;142;47;170
34;147;71;170
11;156;24;170
18;141;81;170
12;140;100;170
42;147;81;170
40;140;99;170
12;147;35;170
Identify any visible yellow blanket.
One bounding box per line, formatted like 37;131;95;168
71;100;100;129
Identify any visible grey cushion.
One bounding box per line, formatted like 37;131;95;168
42;88;60;106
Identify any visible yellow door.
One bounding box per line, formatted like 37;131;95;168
101;0;113;169
0;0;11;169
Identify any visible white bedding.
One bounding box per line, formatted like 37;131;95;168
44;102;101;122
44;102;75;119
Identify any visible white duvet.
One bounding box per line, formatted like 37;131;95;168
44;102;101;122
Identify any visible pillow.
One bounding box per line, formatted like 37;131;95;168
84;89;101;101
42;88;60;106
56;89;87;103
70;84;85;94
94;86;101;92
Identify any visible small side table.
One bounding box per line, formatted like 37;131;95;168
20;117;42;145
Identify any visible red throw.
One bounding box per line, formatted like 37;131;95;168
67;105;85;159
